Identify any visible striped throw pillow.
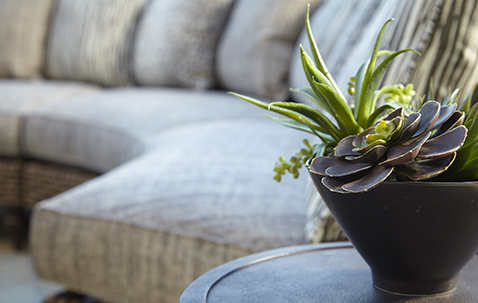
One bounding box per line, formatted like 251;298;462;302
45;0;149;87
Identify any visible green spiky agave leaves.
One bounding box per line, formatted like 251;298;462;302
309;102;467;193
233;6;421;146
231;4;359;147
231;5;420;182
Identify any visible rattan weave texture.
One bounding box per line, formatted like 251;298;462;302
0;157;98;208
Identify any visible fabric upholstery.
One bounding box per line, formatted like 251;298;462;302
133;0;235;89
22;88;270;173
292;0;478;243
216;0;325;101
0;0;55;78
32;212;253;303
0;80;99;157
45;0;149;87
31;120;311;303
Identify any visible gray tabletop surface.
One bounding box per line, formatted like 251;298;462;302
180;242;478;303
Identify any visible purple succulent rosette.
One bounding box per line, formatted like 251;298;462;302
309;101;467;193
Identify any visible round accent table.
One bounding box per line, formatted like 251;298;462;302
180;242;478;303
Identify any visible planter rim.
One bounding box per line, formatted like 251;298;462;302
306;165;478;190
370;180;478;187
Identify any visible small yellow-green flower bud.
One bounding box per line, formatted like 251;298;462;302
273;174;282;182
385;83;416;106
347;77;356;96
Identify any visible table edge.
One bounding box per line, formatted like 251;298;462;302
180;242;354;303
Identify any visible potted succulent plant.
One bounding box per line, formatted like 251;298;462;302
233;5;478;296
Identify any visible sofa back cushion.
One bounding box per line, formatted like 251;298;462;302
216;0;325;100
132;0;235;90
45;0;149;87
0;0;54;78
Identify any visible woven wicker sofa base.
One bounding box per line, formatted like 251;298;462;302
0;156;99;249
0;157;23;207
0;156;99;209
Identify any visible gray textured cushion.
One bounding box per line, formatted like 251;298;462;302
0;0;55;78
133;0;235;89
23;88;272;173
216;0;325;100
31;119;311;303
0;80;99;156
45;0;149;87
292;0;478;243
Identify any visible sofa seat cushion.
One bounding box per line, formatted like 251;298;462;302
22;88;272;173
0;80;99;156
31;119;311;303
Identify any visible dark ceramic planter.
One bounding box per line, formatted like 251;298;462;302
309;172;478;296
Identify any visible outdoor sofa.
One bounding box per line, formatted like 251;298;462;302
0;0;477;302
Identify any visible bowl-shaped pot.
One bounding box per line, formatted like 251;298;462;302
309;173;478;296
